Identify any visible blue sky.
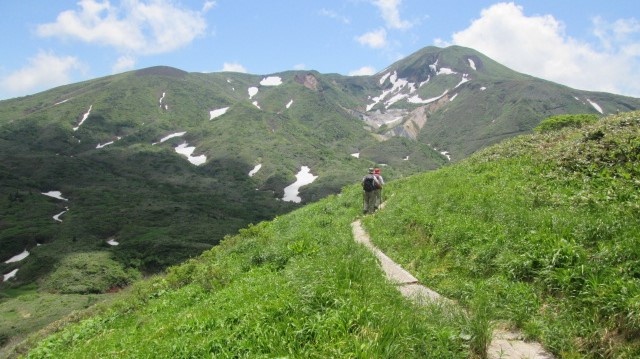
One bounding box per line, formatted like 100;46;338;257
1;0;639;100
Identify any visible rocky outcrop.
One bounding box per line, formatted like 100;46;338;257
295;73;318;91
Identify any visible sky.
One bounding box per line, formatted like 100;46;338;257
1;0;639;100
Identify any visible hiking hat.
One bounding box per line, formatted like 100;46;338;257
368;168;374;173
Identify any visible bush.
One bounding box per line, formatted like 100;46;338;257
41;252;141;294
534;114;599;133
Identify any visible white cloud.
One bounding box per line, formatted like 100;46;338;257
112;55;136;73
349;66;377;76
356;28;388;49
202;1;216;12
36;0;207;55
451;2;640;97
293;63;306;70
372;0;412;30
0;51;84;98
222;62;247;73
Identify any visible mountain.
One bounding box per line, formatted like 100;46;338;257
1;45;640;291
11;110;640;358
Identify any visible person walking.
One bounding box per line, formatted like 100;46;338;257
373;168;384;209
362;168;381;214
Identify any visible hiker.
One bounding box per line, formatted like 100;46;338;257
362;168;381;214
373;168;384;209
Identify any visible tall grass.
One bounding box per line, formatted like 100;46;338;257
363;111;640;358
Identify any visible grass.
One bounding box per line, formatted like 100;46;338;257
17;186;472;358
0;291;119;358
363;111;640;358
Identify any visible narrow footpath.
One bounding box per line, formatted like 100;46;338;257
351;219;554;359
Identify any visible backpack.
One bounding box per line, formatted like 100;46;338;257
362;176;378;192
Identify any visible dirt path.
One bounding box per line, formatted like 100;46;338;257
351;220;554;359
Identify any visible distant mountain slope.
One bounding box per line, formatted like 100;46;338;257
16;111;640;358
1;45;639;291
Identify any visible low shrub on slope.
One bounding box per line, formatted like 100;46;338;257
364;111;640;358
22;187;471;358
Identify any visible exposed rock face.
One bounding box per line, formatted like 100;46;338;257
295;73;318;91
399;106;428;140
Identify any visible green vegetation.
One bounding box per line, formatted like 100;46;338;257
41;252;140;294
534;113;600;133
14;110;639;358
19;187;472;358
0;289;119;358
364;111;640;357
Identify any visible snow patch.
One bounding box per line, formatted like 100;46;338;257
3;269;18;282
249;164;262;177
450;93;458;101
480;86;487;91
96;137;121;149
351;153;360;158
248;87;259;99
73;105;92;131
587;99;603;114
403;155;409;161
53;207;69;222
437;68;457;75
159;92;166;105
468;59;477;70
153;131;186;145
209;107;229;120
408;89;449;104
54;98;70;105
107;238;119;246
429;59;438;72
286;99;293;109
252;101;261;109
260;76;282;86
175;143;207;166
282;166;318;203
5;250;29;263
379;72;391;85
455;74;470;88
42;191;69;201
366;71;417;111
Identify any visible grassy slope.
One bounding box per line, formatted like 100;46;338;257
364;111;640;358
19;186;470;358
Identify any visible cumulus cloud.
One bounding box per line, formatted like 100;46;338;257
356;28;388;49
293;63;306;70
0;52;84;97
349;66;377;76
372;0;412;30
112;55;136;73
36;0;207;55
222;62;247;73
451;2;640;96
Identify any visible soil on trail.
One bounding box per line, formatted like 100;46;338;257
351;219;554;359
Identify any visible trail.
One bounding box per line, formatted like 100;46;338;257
351;219;554;359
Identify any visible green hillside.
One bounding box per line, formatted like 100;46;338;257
11;111;640;358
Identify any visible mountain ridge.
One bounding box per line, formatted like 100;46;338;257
2;45;640;286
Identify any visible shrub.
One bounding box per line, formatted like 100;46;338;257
534;114;599;133
41;252;141;294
